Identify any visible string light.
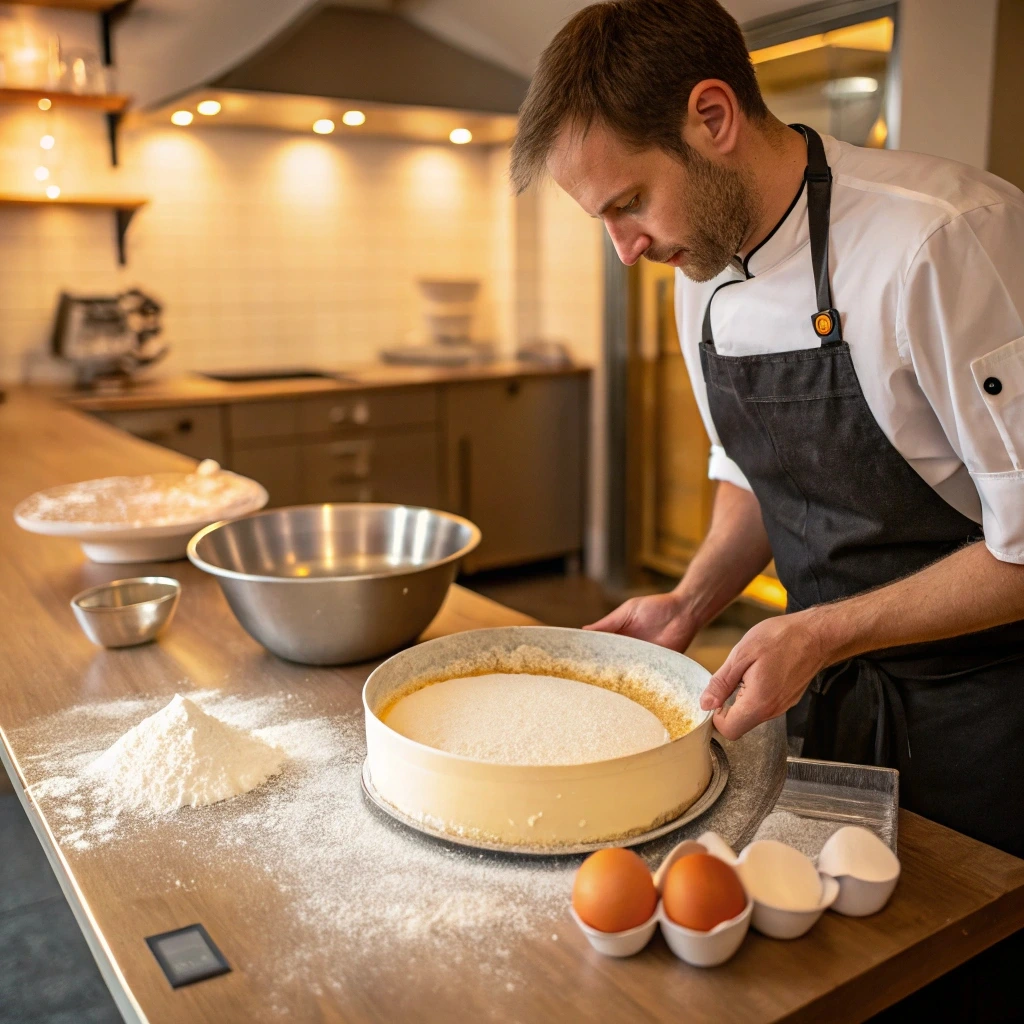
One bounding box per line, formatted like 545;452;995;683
342;110;366;126
38;98;51;111
312;119;335;135
171;110;193;126
34;166;49;181
45;185;60;199
197;100;221;116
449;128;472;145
40;134;55;150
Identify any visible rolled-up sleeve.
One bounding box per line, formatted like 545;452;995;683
900;202;1024;562
708;444;752;490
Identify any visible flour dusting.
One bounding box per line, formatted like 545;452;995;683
87;694;286;812
17;689;573;1005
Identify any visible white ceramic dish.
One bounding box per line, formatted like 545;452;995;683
818;826;901;916
14;471;268;563
363;626;715;850
570;905;659;957
658;897;754;967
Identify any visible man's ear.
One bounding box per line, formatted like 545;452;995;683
683;79;741;157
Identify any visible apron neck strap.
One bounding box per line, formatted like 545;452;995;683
792;123;843;344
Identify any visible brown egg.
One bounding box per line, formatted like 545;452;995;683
572;848;657;933
662;853;747;931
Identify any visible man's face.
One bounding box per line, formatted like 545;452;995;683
548;120;757;282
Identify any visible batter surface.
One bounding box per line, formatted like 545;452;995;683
382;673;671;766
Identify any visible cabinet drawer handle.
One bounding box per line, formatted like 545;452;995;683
327;401;370;426
177;419;194;434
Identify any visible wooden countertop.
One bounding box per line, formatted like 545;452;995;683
1;389;1023;1024
55;360;592;412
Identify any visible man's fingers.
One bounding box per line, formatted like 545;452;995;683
583;602;632;633
700;648;752;711
713;700;765;740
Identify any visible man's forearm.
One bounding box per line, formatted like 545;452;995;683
811;541;1024;662
673;481;773;631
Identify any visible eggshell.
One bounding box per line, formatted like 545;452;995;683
818;827;900;917
572;848;658;933
696;831;739;865
662;854;747;932
737;840;822;911
818;827;900;883
570;905;659;957
658;896;753;967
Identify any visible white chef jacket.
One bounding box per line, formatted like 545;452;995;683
675;134;1024;564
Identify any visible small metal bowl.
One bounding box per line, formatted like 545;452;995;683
70;577;181;648
187;504;480;665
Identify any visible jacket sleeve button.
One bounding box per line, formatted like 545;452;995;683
984;376;1003;396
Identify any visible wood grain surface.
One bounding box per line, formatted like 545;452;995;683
1;389;1022;1024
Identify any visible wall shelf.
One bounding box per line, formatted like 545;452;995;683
0;86;129;112
3;1;122;10
0;88;130;165
0;193;147;265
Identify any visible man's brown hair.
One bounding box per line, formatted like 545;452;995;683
510;0;768;193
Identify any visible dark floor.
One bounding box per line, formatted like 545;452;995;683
0;780;122;1024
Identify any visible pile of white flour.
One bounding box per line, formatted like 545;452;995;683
87;694;286;813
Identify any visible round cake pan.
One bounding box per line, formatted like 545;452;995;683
362;626;716;850
362;740;729;856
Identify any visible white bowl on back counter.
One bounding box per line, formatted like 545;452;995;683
14;460;267;563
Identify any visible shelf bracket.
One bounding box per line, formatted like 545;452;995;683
101;1;136;68
114;205;138;266
105;111;121;167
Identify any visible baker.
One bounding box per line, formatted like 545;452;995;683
511;0;1024;860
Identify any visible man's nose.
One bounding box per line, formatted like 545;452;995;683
605;221;650;266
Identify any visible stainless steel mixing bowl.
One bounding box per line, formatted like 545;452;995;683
70;577;181;648
187;504;481;665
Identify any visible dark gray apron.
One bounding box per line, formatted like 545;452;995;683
699;125;1024;858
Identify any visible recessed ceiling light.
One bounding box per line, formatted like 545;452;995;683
38;97;51;111
449;128;472;145
171;110;194;126
197;100;221;116
342;110;366;127
34;166;49;181
313;119;335;134
45;185;61;199
40;134;55;150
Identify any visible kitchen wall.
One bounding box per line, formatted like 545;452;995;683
0;110;516;381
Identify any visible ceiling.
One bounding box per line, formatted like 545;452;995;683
399;0;807;76
118;0;807;111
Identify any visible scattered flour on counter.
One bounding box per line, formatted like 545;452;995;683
87;694;286;813
17;689;573;1000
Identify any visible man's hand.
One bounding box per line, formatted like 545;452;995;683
699;609;831;740
584;592;699;652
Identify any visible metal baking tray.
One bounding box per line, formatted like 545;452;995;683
773;757;899;853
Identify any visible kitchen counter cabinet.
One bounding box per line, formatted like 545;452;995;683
1;388;1023;1024
92;405;228;464
64;366;590;572
443;374;587;573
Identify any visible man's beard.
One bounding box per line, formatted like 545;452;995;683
644;150;759;283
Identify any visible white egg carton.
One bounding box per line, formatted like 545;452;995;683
571;824;900;965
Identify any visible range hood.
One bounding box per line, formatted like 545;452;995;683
134;4;529;145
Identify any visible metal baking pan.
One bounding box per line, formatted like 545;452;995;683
361;741;730;857
773;757;899;853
